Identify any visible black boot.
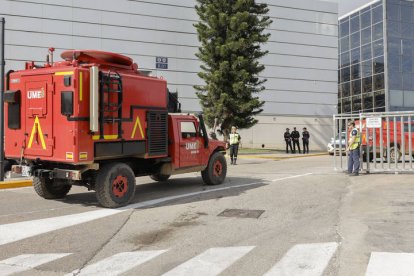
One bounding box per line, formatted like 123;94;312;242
233;158;237;165
230;158;233;165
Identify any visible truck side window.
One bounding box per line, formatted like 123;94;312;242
181;121;197;139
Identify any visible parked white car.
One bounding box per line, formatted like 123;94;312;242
327;132;347;155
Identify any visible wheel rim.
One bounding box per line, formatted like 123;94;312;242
112;175;128;198
213;160;223;177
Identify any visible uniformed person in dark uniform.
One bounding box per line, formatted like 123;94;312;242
284;128;293;154
291;127;301;154
302;127;310;154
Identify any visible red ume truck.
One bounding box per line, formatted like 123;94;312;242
357;119;414;162
4;49;227;207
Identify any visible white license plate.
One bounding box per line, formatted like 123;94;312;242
21;166;31;177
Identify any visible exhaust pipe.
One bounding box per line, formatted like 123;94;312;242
89;66;99;132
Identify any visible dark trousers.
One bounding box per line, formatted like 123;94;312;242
348;148;360;174
293;139;301;153
303;140;309;154
230;144;239;161
285;141;293;153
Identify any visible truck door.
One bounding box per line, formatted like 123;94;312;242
24;75;54;157
179;120;202;168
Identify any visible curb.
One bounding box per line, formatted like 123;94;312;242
238;153;327;160
0;179;33;189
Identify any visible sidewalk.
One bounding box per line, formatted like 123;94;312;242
236;148;326;160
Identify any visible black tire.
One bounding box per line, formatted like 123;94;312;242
201;152;227;185
33;177;72;199
150;173;171;182
95;163;136;208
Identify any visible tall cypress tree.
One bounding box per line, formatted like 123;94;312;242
194;0;271;138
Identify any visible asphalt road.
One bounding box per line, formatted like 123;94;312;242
0;155;413;276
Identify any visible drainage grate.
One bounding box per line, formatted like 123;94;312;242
218;209;265;219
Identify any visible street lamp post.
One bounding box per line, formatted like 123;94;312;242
0;17;5;181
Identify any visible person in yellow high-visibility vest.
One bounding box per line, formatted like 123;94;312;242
229;126;241;165
347;121;361;176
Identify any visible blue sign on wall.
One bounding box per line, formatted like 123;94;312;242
156;56;168;69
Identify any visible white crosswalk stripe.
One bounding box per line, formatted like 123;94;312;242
365;252;414;276
263;242;338;276
0;253;71;276
66;250;167;276
162;246;255;276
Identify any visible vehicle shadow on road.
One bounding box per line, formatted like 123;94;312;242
62;176;267;209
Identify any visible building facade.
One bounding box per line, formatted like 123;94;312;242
1;0;338;150
338;0;414;114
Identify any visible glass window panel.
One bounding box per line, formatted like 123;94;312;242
361;11;371;29
350;15;360;33
374;91;386;112
361;27;371;45
342;82;351;97
374;73;385;90
373;39;384;57
351;63;361;80
361;44;372;61
352;79;361;95
372;22;383;41
388;37;402;56
363;93;374;111
374;56;384;74
402;56;413;73
340;36;350;53
351;47;361;64
401;5;412;22
352;95;362;113
372;5;383;24
389;71;403;89
341;66;351;82
404;91;414;107
402;39;413;56
343;97;351;113
403;73;414;90
401;23;413;38
337;102;342;114
362;76;373;93
390;90;403;107
388;20;400;37
340;51;350;67
338;84;342;98
387;4;400;21
362;60;372;77
389;54;401;72
340;20;350;37
350;32;360;49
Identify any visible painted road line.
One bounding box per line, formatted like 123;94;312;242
0;253;71;275
264;242;338;276
163;246;254;276
67;250;167;276
0;179;32;189
272;173;313;182
0;209;122;246
365;252;414;276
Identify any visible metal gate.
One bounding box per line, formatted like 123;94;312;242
333;111;414;173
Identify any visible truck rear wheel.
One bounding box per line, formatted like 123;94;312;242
95;163;136;208
33;177;72;199
150;173;170;182
201;152;227;185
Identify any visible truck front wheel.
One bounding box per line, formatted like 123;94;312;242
201;152;227;185
33;177;72;199
95;163;136;208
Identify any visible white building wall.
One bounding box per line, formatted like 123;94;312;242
0;0;338;151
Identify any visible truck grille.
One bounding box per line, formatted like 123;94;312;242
147;111;168;156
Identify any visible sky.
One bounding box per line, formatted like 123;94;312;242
339;0;374;16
